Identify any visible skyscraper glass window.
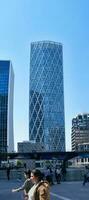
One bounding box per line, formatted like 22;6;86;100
29;41;65;151
0;61;14;152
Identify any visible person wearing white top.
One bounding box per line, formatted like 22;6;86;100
28;169;50;200
28;183;39;200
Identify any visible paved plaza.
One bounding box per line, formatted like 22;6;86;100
50;181;89;200
0;180;89;200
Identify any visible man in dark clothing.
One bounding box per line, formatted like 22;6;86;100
83;166;89;186
7;166;10;180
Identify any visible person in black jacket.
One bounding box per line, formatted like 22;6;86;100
6;165;10;180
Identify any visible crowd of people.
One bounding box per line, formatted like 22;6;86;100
12;168;50;200
9;163;89;200
11;165;66;200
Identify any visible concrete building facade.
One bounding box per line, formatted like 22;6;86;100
71;113;89;151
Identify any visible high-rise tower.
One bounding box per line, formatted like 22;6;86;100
71;113;89;151
29;41;65;151
0;61;14;152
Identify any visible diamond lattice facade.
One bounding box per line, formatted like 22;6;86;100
29;41;65;151
0;61;14;152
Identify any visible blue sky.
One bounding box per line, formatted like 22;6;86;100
0;0;89;151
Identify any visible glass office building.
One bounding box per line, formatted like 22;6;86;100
29;41;65;151
0;61;14;152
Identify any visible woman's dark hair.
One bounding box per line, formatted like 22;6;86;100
31;169;43;181
24;169;31;178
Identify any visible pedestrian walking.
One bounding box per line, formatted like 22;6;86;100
28;169;50;200
49;167;54;185
61;164;67;181
55;167;61;184
12;169;33;199
83;166;89;186
6;165;11;180
45;167;54;185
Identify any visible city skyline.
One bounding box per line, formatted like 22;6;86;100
0;0;89;151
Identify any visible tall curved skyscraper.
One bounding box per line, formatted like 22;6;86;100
0;61;14;152
29;41;65;151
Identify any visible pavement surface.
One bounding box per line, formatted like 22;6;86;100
0;180;89;200
50;181;89;200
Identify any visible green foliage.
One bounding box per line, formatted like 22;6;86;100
16;160;23;168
